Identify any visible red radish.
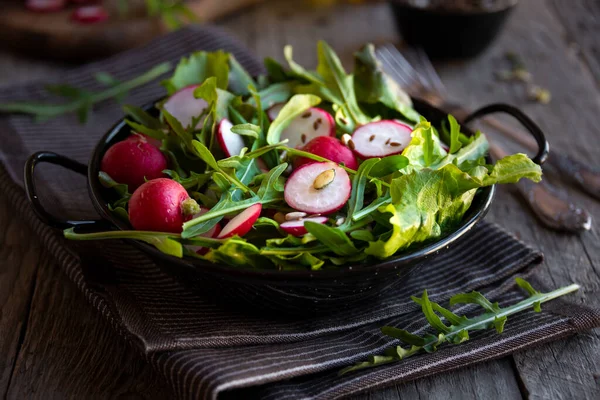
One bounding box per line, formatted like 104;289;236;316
71;6;109;24
129;178;200;233
293;136;359;170
267;103;284;121
26;0;66;12
163;85;208;129
351;120;412;159
126;132;162;149
185;208;222;255
101;135;167;190
280;107;335;148
280;216;329;236
216;118;246;157
284;162;351;214
217;203;262;239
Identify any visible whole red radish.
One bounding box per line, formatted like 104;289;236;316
293;136;358;170
284;162;351;215
101;134;167;190
126;132;162;149
217;203;262;239
129;178;200;233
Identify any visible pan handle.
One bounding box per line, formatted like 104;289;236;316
463;104;549;165
24;151;108;230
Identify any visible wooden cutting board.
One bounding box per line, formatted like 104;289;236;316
0;0;264;62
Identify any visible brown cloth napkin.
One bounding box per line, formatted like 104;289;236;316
1;26;599;400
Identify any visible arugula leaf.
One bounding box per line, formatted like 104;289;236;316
191;140;249;192
304;222;359;256
251;82;296;110
123;104;164;129
228;54;257;96
267;94;321;144
342;158;380;228
369;155;409;178
162;51;229;95
340;278;580;375
353;44;420;123
98;172;130;199
0;62;171;123
125;120;166;141
231;123;260;139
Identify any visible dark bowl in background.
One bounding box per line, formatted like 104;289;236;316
389;0;517;59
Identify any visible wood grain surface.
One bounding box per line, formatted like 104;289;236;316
0;0;599;398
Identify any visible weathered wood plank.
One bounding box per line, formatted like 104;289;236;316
0;192;42;397
550;0;600;87
432;0;600;398
5;256;173;399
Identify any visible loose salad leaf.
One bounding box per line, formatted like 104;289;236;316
340;278;580;374
0;62;171;123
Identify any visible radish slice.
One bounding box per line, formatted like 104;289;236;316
186;208;222;255
280;216;329;236
163;85;208;130
217;118;246;157
284;162;351;214
71;6;109;24
217;203;262;239
351;120;412;159
280;107;335;148
267;103;284;121
26;0;66;12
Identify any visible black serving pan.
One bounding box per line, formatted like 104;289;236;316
24;100;548;315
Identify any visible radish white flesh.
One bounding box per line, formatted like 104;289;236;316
26;0;66;12
280;107;335;148
163;85;208;130
280;216;329;236
351;120;412;159
217;118;246;157
267;103;284;121
218;203;262;239
284;162;351;214
72;6;109;23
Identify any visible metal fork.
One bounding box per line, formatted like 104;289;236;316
376;44;592;232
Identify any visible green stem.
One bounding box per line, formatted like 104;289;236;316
352;195;391;221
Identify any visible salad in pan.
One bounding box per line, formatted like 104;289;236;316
66;41;542;270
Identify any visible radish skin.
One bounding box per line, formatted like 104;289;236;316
71;5;109;24
294;136;358;170
284;162;351;214
217;203;262;239
101;135;167;190
26;0;66;12
129;178;199;233
267;103;284;121
280;216;329;236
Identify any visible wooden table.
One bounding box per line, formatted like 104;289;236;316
1;1;598;398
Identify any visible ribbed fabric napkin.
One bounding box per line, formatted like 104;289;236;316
1;26;598;400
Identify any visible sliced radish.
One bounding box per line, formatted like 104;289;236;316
186;208;222;255
217;203;262;239
71;6;109;24
267;103;284;121
284;162;351;214
216;118;246;157
294;136;358;170
163;85;208;130
280;107;335;148
26;0;66;12
351;120;412;159
280;216;329;236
